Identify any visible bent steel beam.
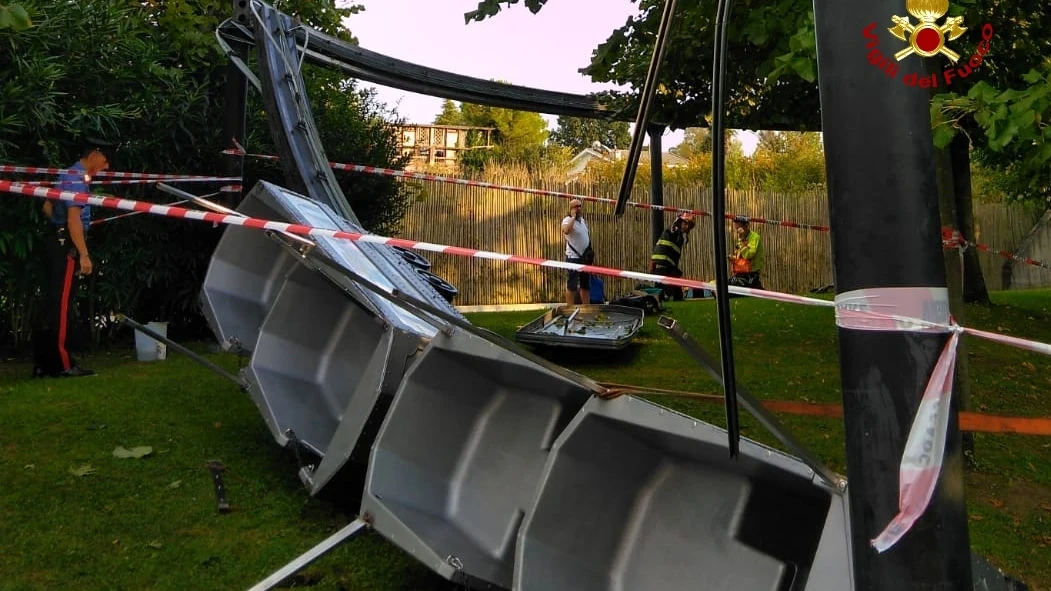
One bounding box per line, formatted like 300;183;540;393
226;2;632;121
252;3;357;222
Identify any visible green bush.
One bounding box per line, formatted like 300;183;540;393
0;0;415;355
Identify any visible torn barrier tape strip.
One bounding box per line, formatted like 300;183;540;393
225;148;1051;272
942;227;1051;273
222;148;833;233
0;164;240;182
3;179;1051;359
969;240;1051;271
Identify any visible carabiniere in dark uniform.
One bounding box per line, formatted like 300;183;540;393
32;138;114;378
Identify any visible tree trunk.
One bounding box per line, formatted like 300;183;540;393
949;134;991;304
935;143;976;456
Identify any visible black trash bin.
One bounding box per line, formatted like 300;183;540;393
415;268;458;303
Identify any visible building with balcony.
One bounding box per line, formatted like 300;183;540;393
396;124;496;170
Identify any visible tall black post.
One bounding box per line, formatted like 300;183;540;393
220;1;250;207
812;0;972;589
647;124;666;249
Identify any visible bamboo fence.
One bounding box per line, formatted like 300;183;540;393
398;170;1047;305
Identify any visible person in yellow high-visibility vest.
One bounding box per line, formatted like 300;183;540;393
649;213;696;300
728;217;764;289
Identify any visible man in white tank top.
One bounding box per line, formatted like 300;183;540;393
561;199;591;307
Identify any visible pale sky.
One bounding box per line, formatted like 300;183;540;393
343;0;759;155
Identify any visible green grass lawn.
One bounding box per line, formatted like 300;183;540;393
1;290;1049;590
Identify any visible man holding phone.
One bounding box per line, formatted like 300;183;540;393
561;199;593;307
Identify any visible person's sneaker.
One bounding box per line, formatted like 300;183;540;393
58;366;95;378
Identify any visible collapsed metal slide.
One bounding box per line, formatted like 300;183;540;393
204;2;859;590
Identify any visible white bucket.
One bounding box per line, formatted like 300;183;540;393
135;321;169;362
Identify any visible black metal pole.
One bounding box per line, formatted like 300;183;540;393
220;6;250;207
647;124;666;249
709;0;740;458
613;0;677;216
121;316;244;386
812;0;972;588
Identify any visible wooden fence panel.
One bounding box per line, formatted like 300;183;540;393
399;172;1043;305
971;203;1044;291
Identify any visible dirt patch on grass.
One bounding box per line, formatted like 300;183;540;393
968;472;1051;519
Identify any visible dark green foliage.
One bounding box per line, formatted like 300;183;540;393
0;0;413;354
549;116;631;151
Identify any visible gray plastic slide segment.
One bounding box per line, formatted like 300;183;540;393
244;262;421;458
199;188;300;353
515;395;854;591
360;328;595;590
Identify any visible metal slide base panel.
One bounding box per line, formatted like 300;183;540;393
361;327;596;590
246;519;369;591
515;395;855;591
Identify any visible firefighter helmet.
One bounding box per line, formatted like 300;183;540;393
676;212;696;232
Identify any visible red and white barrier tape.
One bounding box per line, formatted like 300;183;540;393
28;177;238;186
4;180;1047;353
222;147;833;233
0;164;239;182
4;179;1050;551
89;199;194;226
942;227;1051;273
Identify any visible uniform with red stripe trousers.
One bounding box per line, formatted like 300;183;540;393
32;146;108;378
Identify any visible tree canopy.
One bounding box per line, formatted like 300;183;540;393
466;0;1051;205
434;96;548;155
549;116;631;151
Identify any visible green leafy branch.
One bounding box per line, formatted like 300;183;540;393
0;2;31;30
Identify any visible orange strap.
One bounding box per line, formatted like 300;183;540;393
598;382;1051;436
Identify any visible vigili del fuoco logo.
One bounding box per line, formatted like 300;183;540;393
863;0;993;88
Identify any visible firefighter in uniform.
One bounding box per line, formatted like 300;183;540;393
728;217;764;289
32;141;111;378
649;213;696;301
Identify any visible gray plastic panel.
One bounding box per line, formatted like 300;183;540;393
254;181;463;326
516;396;851;591
200;190;300;353
245;264;392;446
244;261;425;497
361;328;595;589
